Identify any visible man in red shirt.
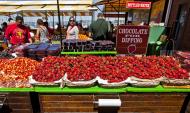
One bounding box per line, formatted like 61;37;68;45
5;16;32;46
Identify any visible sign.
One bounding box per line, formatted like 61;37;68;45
116;25;149;54
127;2;151;9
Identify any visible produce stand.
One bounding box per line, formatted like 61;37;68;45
0;53;190;113
1;86;189;113
0;1;188;113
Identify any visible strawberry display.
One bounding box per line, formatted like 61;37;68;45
32;56;67;82
0;55;189;86
66;56;189;82
66;55;100;81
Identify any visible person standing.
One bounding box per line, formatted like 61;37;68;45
5;16;32;46
35;19;50;43
66;17;79;39
1;22;7;33
89;13;109;40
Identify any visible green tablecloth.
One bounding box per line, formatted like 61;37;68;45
126;85;190;93
61;51;117;55
0;88;34;92
34;86;126;93
1;85;190;93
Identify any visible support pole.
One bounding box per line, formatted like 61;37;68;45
118;0;120;26
125;12;128;25
45;11;48;22
62;12;64;28
57;0;63;50
148;1;153;25
53;12;55;31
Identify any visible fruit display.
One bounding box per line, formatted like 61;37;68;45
0;55;189;87
67;56;189;82
174;51;190;73
0;51;14;59
24;43;61;60
0;57;39;87
62;39;115;52
0;73;31;88
32;56;66;82
79;34;90;40
61;56;189;83
128;56;188;79
66;56;101;81
175;51;190;59
13;43;31;57
98;56;131;83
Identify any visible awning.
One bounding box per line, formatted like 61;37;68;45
93;0;157;12
0;0;97;15
93;0;129;12
21;12;93;17
0;0;93;6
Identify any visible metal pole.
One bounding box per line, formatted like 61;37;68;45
21;11;24;18
125;12;128;25
57;0;63;50
148;1;153;25
53;12;55;31
62;12;64;28
45;11;48;22
118;0;120;25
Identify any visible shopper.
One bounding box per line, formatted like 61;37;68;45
1;22;8;48
89;13;109;40
44;21;54;35
66;17;79;39
5;16;32;46
8;17;15;24
1;22;7;33
35;19;50;43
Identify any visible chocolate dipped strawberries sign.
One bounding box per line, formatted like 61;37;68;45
116;25;149;54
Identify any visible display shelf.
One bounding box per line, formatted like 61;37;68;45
1;85;190;93
126;85;190;92
61;51;117;55
35;85;190;93
0;87;34;92
34;86;127;93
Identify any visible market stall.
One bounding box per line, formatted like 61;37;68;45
0;1;190;113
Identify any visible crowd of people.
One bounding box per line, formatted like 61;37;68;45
0;13;115;49
0;16;50;48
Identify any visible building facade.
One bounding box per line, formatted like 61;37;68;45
167;0;190;50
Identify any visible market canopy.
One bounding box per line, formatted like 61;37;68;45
0;0;97;14
93;0;131;12
93;0;157;12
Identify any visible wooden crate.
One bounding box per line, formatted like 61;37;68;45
39;93;187;113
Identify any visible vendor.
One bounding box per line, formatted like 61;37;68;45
89;13;109;40
66;17;79;39
5;16;32;46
